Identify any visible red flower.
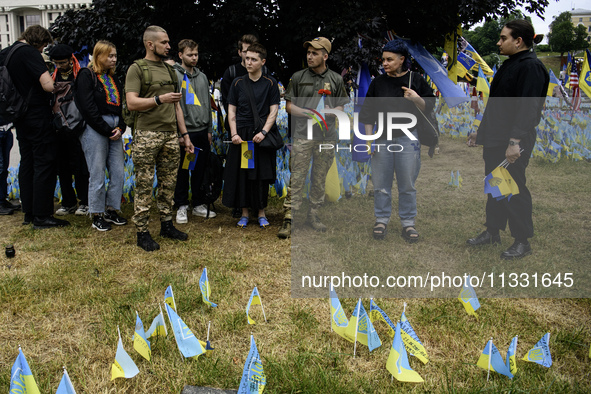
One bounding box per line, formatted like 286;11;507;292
318;89;332;95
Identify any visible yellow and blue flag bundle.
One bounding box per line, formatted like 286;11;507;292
329;284;350;341
182;73;201;106
145;305;168;338
456;52;476;79
368;298;396;338
579;49;591;99
400;309;429;364
164;285;177;311
133;311;151;361
522;332;552;367
164;303;206;359
476;339;514;379
458;275;480;317
241;141;255;169
386;322;424;383
484;166;519;201
464;41;493;75
182;151;198;170
10;347;40;394
111;327;140;380
506;335;518;375
246;286;267;324
56;367;76;394
199;267;217;307
238;335;266;394
344;298;382;352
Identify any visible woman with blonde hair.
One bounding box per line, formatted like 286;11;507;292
76;40;128;231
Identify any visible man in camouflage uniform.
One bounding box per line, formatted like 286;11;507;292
278;37;349;238
126;25;194;251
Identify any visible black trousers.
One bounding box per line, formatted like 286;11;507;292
15;109;58;217
483;138;534;241
174;130;210;207
56;131;89;207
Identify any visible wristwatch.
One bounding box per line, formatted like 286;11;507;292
261;130;268;136
508;140;519;146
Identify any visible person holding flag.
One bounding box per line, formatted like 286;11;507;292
466;19;548;259
171;39;215;224
222;43;280;228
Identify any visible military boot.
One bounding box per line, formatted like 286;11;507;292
277;219;291;239
307;210;327;232
137;231;160;252
160;220;188;241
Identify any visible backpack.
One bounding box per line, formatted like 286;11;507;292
0;42;29;125
52;80;85;133
122;59;178;132
199;152;223;217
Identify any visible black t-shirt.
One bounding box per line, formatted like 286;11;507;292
0;43;51;109
227;74;280;129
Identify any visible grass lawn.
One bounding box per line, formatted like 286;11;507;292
1;135;590;393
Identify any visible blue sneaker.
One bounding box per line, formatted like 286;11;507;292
237;216;249;228
258;217;270;228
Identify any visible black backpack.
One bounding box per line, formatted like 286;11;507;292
199;152;223;217
0;42;29;125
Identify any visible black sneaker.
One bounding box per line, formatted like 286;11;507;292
92;215;112;232
104;210;128;226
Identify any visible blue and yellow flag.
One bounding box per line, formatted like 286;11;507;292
329;285;351;341
456;52;476;78
133;312;151;361
401;311;429;364
246;286;266;324
164;303;206;359
111;328;140;380
522;333;552;368
477;339;513;379
164;285;176;311
315;94;326;114
368;298;396;338
506;335;518;375
458;275;480;317
145;305;168;338
56;367;76;394
579;49;591;99
199;267;217;307
473;113;483;130
547;69;560;97
182;73;201;106
386;322;424;383
182;151;198;170
238;335;266;393
464;41;493;75
344;298;382;351
476;66;490;96
241;141;255;169
10;347;40;394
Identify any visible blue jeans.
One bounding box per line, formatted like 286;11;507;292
0;127;13;200
79;115;124;214
371;132;421;227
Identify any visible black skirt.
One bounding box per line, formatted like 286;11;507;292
222;125;276;210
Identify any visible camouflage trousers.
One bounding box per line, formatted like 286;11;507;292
132;129;180;232
283;138;335;220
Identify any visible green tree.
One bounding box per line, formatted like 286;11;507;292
548;12;589;56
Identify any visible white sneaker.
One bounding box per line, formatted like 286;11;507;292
176;205;188;224
75;205;89;216
55;205;76;216
192;204;216;218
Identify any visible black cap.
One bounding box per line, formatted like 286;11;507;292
48;44;74;60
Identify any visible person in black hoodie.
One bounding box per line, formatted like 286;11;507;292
76;40;127;232
466;20;549;259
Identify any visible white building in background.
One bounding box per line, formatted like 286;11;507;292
0;0;91;49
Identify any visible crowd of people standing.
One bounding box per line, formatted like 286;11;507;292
0;20;548;259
